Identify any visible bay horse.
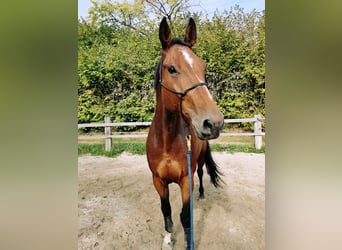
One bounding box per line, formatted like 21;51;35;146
146;17;224;249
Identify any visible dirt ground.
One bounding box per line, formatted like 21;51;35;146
78;152;264;250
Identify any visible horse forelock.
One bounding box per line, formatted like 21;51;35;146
169;38;191;48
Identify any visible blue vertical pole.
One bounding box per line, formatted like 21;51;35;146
186;135;194;250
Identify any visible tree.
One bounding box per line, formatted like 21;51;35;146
196;6;265;119
144;0;197;26
78;1;265;125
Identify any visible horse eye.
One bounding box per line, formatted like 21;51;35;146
168;66;177;74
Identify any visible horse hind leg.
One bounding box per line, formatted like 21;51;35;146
197;160;205;200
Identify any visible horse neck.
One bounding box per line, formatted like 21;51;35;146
154;88;188;141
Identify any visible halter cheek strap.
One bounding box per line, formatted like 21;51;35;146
160;81;208;97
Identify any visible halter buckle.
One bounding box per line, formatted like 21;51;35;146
186;135;191;151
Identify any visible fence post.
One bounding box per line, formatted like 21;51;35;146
254;114;262;150
105;116;112;151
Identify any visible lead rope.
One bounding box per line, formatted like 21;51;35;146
186;134;194;250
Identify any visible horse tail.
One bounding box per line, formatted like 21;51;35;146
204;141;224;188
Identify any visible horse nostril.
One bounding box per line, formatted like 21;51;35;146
203;119;213;130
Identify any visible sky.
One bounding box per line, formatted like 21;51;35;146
78;0;265;19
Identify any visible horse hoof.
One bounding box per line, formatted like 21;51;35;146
162;232;173;250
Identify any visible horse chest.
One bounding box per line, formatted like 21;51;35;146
156;156;185;182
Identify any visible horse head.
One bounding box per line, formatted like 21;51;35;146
157;17;224;140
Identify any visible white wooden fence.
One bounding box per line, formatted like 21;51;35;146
78;115;265;151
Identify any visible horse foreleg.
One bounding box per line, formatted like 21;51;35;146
180;177;194;250
153;176;174;233
161;197;173;233
180;201;191;250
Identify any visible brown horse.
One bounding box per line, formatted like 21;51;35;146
146;17;224;249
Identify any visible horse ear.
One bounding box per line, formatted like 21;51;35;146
159;17;171;49
184;17;197;47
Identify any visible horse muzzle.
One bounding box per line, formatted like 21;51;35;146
193;114;224;140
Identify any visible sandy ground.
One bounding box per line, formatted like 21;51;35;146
78;152;264;250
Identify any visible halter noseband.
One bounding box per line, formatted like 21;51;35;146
158;60;208;116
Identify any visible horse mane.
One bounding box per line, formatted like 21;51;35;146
153;59;161;89
154;38;192;89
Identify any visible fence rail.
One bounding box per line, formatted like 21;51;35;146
78;115;265;151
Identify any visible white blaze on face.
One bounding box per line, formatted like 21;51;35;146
180;48;213;100
181;48;204;83
180;49;193;68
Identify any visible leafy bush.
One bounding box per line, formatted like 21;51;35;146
78;3;265;126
